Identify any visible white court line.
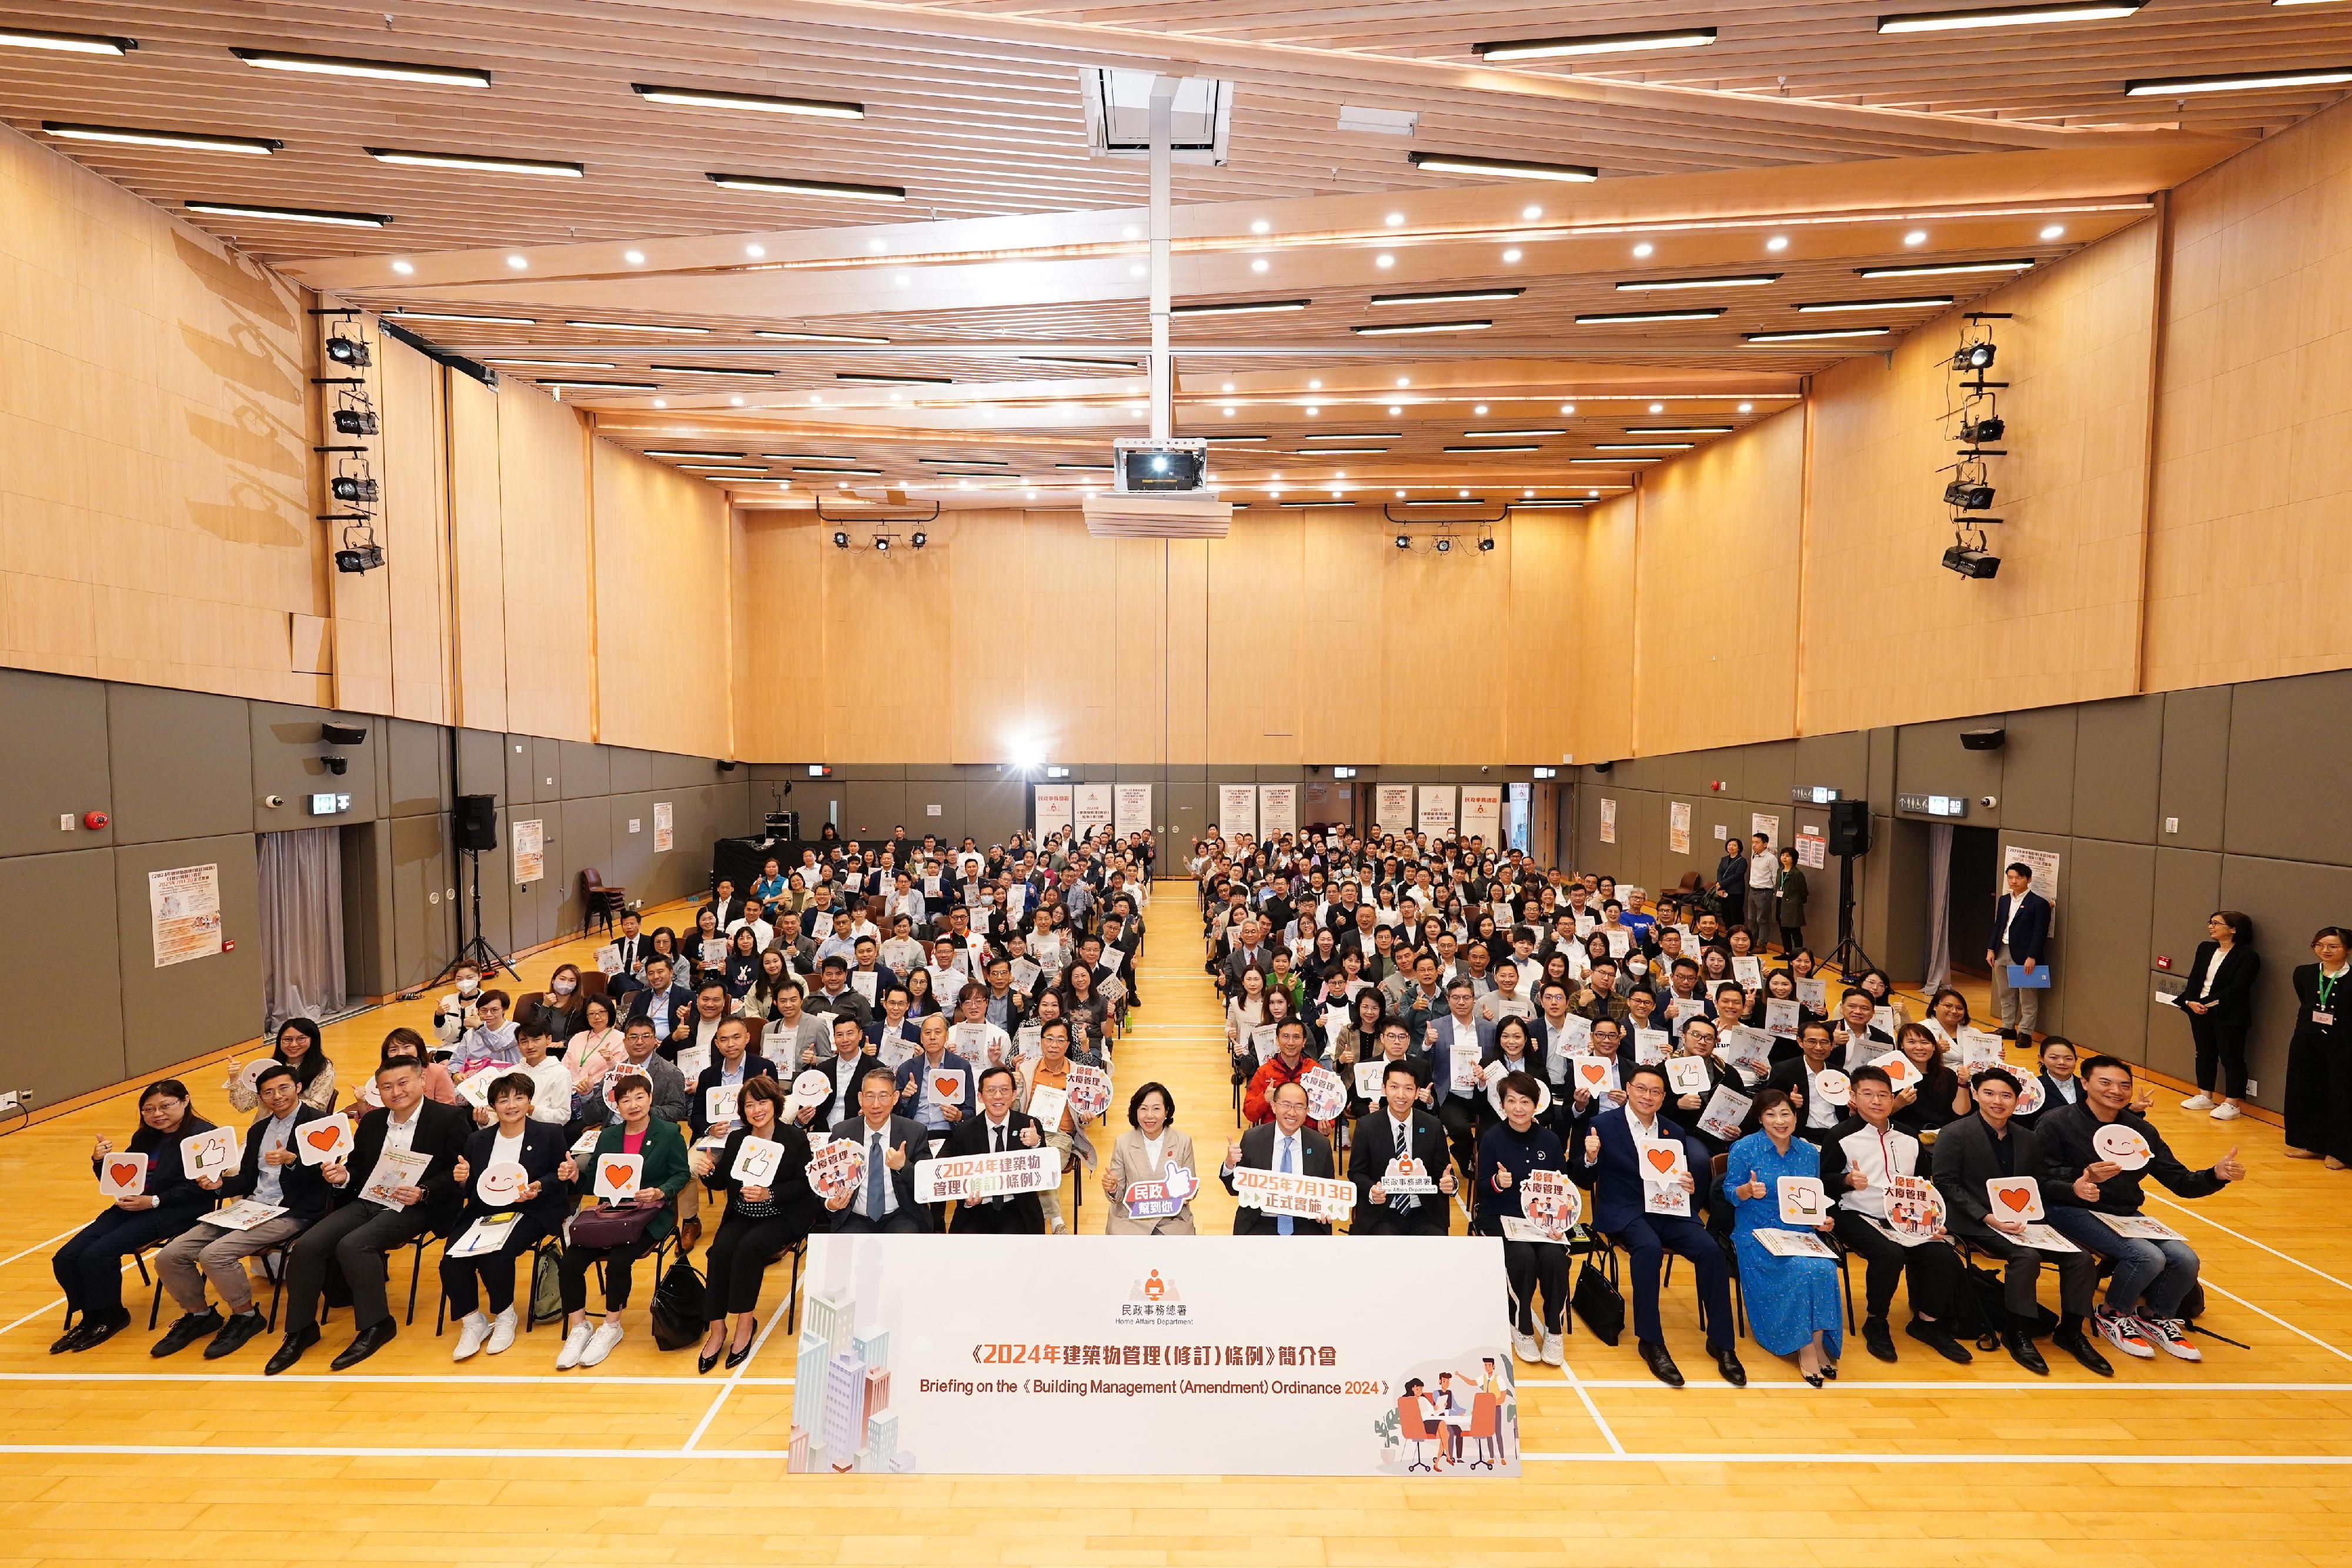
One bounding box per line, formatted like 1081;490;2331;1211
0;1226;85;1271
1554;1355;1625;1456
2198;1280;2352;1365
1513;1450;2352;1467
681;1296;794;1452
2149;1194;2352;1295
0;1296;65;1340
0;1370;796;1386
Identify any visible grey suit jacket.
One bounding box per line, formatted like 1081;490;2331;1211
1102;1126;1200;1236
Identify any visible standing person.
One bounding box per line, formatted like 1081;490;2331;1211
1722;1091;1843;1386
1987;861;2053;1044
2284;926;2352;1168
54;1081;217;1353
1771;847;1808;958
1712;837;1747;929
2177;910;2261;1124
1745;833;1778;948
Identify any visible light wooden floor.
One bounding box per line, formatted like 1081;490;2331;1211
4;884;2351;1566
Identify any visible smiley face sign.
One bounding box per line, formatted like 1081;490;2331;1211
476;1159;529;1208
2092;1122;2153;1171
1813;1069;1852;1107
790;1068;834;1112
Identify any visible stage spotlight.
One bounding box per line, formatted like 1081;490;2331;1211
325;334;370;367
332;407;378;435
874;535;890;552
1478;537;1496;552
333;543;385;573
1959;413;2004;444
1952;340;1996;372
1395;534;1410;549
1942;543;2000;579
832;531;850;549
1944;478;1995;510
1435;537;1452;553
910;531;927;549
330;474;379;503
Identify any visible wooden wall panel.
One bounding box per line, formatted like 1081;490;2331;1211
1573;497;1639;764
1112;537;1171;766
445;371;508;733
591;440;730;757
1505;511;1581;767
378;336;450;726
1207;511;1304;765
2145;101;2352;691
0;122;328;704
1165;539;1210;766
734;513;825;761
494;383;593;742
1377;523;1511;767
1633;404;1806;757
1799;219;2160;737
1299;511;1382;765
940;509;1024;765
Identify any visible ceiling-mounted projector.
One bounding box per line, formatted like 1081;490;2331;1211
1085;436;1229;536
1113;436;1211;494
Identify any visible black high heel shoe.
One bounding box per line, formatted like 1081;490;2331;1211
698;1340;724;1375
725;1334;756;1369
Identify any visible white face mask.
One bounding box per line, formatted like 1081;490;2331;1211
457;977;480;994
1627;958;1648;975
552;978;576;995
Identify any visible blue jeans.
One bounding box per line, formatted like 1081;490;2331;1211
2043;1206;2201;1318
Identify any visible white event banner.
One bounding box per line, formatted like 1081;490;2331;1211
1417;785;1456;837
1458;785;1501;842
1073;784;1114;839
1033;784;1074;835
1258;784;1297;839
790;1233;1515;1476
1217;783;1258;841
1374;785;1415;837
513;818;545;884
1113;784;1153;840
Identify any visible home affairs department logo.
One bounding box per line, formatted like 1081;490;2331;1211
1118;1268;1193;1327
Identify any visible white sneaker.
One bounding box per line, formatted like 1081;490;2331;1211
1541;1333;1565;1367
2180;1093;2216;1111
485;1307;517;1356
1051;1218;1068;1235
581;1319;625;1367
2143;1315;2203;1361
2209;1102;2242;1121
452;1312;491;1362
2096;1306;2157;1360
556;1322;593;1369
1512;1330;1542;1364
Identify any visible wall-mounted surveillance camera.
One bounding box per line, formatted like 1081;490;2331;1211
1980;795;1998;809
263;794;285;809
322;755;349;776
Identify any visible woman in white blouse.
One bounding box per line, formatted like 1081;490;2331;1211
1100;1082;1198;1236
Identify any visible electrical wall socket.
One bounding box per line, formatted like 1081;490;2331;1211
2246;1079;2258;1097
0;1091;19;1114
59;814;74;831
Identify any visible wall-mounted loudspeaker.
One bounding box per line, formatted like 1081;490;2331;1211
1960;728;2007;751
1827;798;1872;857
456;793;499;851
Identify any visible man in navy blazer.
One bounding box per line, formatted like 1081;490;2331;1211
1427;978;1497;1179
1569;1062;1745;1389
1987;862;2054;1042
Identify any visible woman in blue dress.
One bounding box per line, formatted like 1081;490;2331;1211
1723;1088;1844;1386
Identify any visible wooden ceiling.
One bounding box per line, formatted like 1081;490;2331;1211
2;0;2336;508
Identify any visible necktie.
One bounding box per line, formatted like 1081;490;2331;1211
993;1121;1010;1202
1277;1136;1295;1236
1391;1121;1418;1212
866;1133;886;1220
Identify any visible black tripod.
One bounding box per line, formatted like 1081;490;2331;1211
1824;850;1876;977
438;845;517;984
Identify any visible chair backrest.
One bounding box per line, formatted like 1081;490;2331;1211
1467;1392;1498;1437
579;970;610;999
1675;872;1702;894
1710;1151;1729;1182
582;868;606;891
1396;1393;1434;1439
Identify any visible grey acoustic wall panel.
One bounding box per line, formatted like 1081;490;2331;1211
0;667;112;857
107;685;251;846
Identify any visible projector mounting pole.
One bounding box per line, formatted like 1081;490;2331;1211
1147;76;1177;442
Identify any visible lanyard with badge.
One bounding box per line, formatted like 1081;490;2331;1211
2316;968;2343;1028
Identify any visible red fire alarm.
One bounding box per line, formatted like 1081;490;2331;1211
83;810;109;831
222;938;236;952
2155;954;2171;971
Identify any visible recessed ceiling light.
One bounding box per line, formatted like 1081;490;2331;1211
390;259;415;275
630;83;863;118
1474;404;1489;414
369;148;583;177
1766;235;1790;252
1251;218;1271;234
753;330;892;345
1171;299;1311;316
650;364;779;377
624;249;646;265
1;26;136;55
1476;28;1717;60
1738;402;1754;413
1559;403;1578;414
1302;432;1402;440
1745;326;1892;342
44;122;279;155
386;310;537;326
2040;223;2067;240
641;449;744;459
1796;296;1955;312
1626;425;1734;434
534;379;658;391
506;254;529;269
1224;406;1238;416
729;397;744;406
1396;377;1412;387
1649;402;1665;413
1595;442;1696;450
1904;229;1929;245
1371;287;1525;306
490;359;620;370
230;48;490;87
1632;242;1655;258
564;319;710;334
1408;151;1599;183
1305;404;1321;414
1308;379;1323;389
745;243;765;258
1354;319;1492;335
1388;404;1404;415
1375;254;1395;269
1251;258;1269;272
1576;308;1725;323
707;172;906;201
1878;2;2144;32
183;202;389;227
1859;258;2034;278
1385;212;1405;226
1617;274;1779;292
1445;444;1542;453
1502;248;1522;263
1523;205;1544;220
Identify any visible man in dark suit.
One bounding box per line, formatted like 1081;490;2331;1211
943;1065;1047;1234
796;1014;878;1136
689;1018;776;1141
1569;1063;1744;1388
1987;861;2053;1042
604;911;653;996
1766;1021;1850;1145
1426;979;1496;1179
701;878;744;932
1348;1059;1457;1235
823;1065;931;1233
1221;1081;1338;1236
266;1057;472;1375
622;955;696;1056
1927;1066;2111;1378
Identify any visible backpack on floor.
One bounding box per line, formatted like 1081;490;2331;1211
649;1253;709;1352
1957;1259;2057;1347
529;1246;566;1328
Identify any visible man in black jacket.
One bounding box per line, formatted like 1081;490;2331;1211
266;1058;472;1375
1927;1068;2110;1376
1348;1061;1457;1235
942;1065;1048;1234
151;1065;335;1360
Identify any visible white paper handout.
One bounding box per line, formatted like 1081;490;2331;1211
673;1044;711;1082
1732;955;1763;989
2018;1221;2082;1254
203;1198;289;1232
449;1213;522;1259
1795;977;1829;1011
1765;998;1802;1038
1251;1024;1279;1063
1696;1084;1753;1143
591;1151;645;1204
1634;1028;1670;1066
2099;1213;2186;1242
851;970;878;1004
1755;1228;1838;1259
359;1148;433;1209
1025;1084;1070;1133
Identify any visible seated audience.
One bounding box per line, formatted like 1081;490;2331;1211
553;1073;690;1368
824;1066;931;1234
1475;1072;1570;1365
1221;1081;1336;1237
1349;1058;1457;1238
1818;1065;1970;1366
1102;1081;1199;1236
443;1072;572;1361
54;1080;217;1353
223;1017;338;1114
1723;1091;1843;1385
690;1076;818;1371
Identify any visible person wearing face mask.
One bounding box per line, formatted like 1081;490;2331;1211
529;965;587;1047
434;962;488;1050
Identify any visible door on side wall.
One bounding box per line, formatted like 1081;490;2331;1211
1947;825;1999;981
257;827;347;1032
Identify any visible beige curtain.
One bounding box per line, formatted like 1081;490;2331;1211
258;827;346;1031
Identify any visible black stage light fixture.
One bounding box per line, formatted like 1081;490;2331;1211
1435;537;1452;553
1944;478;1996;510
334;542;386;573
1959;413;2004;444
1395;534;1410;549
1942;543;2000;579
874;536;890;553
1478;537;1496;551
330;474;379;503
325;333;370;367
832;531;850;549
1952;340;1996;372
910;531;927;549
332;407;378;435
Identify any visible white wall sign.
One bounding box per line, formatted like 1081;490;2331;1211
1258;784;1297;838
792;1233;1516;1476
1217;783;1258;840
148;864;222;968
1669;801;1691;855
1458;784;1501;842
1751;812;1782;851
513;818;545;884
1114;784;1154;839
1598;798;1618;845
1034;784;1074;835
1416;785;1456;837
1074;784;1114;838
1374;785;1415;837
653;801;674;853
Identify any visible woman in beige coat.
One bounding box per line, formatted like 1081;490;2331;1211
1100;1081;1199;1236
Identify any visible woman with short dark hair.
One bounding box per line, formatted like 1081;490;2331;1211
53;1080;216;1353
1101;1082;1198;1236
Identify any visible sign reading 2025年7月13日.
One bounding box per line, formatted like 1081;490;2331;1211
786;1234;1517;1476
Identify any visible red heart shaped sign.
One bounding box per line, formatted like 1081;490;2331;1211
106;1161;139;1187
1645;1146;1677;1174
1578;1061;1606;1086
304;1127;341;1152
933;1075;960;1100
1996;1186;2032;1212
603;1164;634;1189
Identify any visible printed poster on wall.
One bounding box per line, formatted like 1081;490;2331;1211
513;818;546;884
1599;797;1618;845
148;864;223;968
1751;812;1782;851
1217;784;1258;841
1796;825;1828;869
1374;785;1415;837
1416;785;1456;837
2000;845;2062;933
1459;784;1501;842
1112;784;1152;840
1074;784;1115;840
1034;784;1074;835
1258;784;1297;839
791;1233;1514;1476
1669;801;1692;856
653;801;674;853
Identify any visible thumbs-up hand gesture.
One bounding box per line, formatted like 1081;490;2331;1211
1019;1123;1040;1149
1225;1138;1243;1172
1583;1128;1602;1162
884;1139;907;1171
1494;1165;1514;1191
1736;1169;1766;1201
557;1156;578;1183
2073;1169;2103;1202
452;1156;471;1186
2215;1145;2246;1182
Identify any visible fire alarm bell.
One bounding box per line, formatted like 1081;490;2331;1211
82;810;109;831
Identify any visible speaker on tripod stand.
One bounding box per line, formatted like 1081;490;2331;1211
1824;799;1876;977
445;793;517;981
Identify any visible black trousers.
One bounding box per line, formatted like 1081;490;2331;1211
559;1230;659;1314
1833;1210;1962;1321
283;1201;434;1334
702;1211;810;1318
1434;1094;1477;1181
2189;1011;2250;1099
1501;1237;1568;1334
54;1206;188;1320
439;1216;549;1318
2284;1027;2352;1162
1963;1226;2097;1323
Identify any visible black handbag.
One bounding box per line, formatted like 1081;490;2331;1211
649;1254;709;1351
1571;1241;1626;1345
